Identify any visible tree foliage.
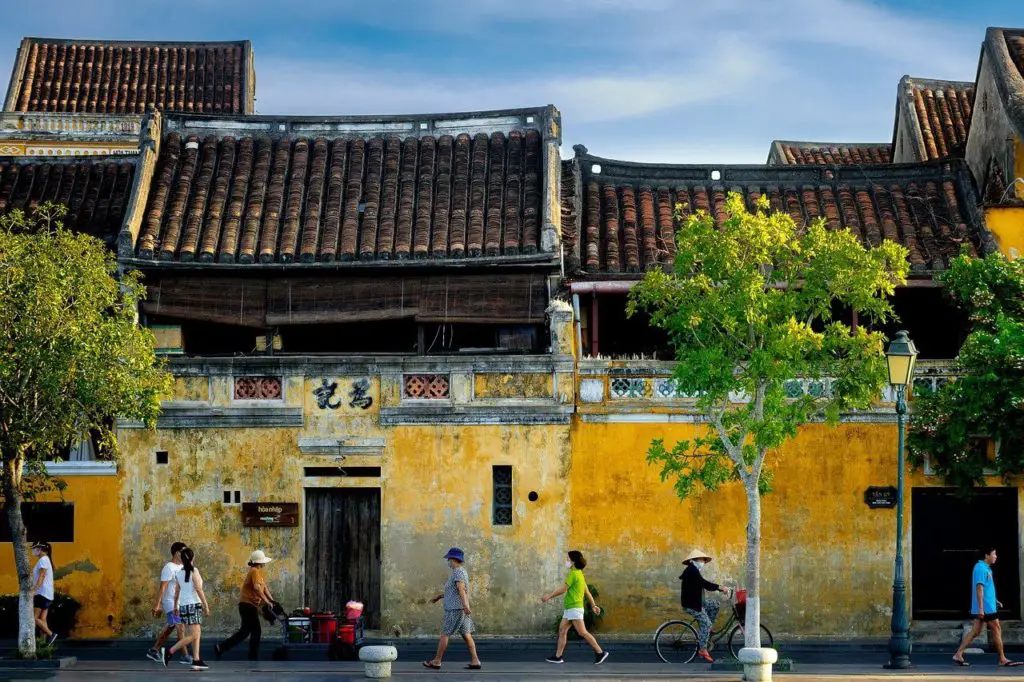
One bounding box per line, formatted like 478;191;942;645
629;193;909;496
0;204;171;656
907;252;1024;490
629;193;908;649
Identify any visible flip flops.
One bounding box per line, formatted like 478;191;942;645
1001;661;1023;667
465;664;483;669
423;661;442;670
952;658;970;667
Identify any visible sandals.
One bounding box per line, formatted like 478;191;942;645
423;661;442;670
697;650;714;663
1002;661;1024;667
952;658;970;667
465;664;483;669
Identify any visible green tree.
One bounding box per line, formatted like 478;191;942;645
907;253;1024;490
0;204;171;657
629;194;908;651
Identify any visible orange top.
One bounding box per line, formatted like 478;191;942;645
240;567;266;608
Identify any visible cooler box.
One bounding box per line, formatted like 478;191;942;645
344;601;364;621
287;617;311;643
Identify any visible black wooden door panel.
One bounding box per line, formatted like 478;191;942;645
304;488;381;628
912;487;1019;620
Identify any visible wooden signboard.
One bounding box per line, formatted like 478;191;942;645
242;502;299;527
864;486;898;509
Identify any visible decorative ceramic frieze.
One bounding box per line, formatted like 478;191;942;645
234;376;283;400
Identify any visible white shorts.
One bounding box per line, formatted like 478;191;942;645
563;608;585;621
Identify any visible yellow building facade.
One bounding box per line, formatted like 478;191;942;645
2;26;1024;644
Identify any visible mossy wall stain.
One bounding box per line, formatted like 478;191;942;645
474;373;553;399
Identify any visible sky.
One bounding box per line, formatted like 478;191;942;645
0;0;1021;164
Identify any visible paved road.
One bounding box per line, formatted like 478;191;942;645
4;659;1024;680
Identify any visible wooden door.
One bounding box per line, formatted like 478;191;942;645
912;487;1020;620
304;488;381;628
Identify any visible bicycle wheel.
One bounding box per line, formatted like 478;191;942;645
655;620;699;664
728;623;774;659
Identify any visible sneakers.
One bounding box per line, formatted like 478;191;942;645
158;647;168;666
191;659;210;671
146;648;161;663
180;653;194;665
545;655;564;664
595;650;609;665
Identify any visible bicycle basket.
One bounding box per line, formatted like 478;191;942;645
732;589;748;621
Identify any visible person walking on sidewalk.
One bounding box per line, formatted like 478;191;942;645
158;547;212;671
680;548;731;663
30;541;57;647
214;550;276;661
423;547;482;671
953;547;1022;667
542;550;609;665
147;542;189;665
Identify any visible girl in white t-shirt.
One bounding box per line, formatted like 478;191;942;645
160;547;211;671
31;541;57;646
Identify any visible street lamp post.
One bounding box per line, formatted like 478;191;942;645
884;330;918;670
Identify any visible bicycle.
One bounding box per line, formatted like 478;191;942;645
654;589;774;664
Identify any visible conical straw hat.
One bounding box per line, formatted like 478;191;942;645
682;549;713;564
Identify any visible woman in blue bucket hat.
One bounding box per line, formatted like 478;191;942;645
423;547;482;671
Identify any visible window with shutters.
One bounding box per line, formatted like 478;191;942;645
492;465;513;526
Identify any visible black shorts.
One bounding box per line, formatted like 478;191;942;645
33;595;52;610
975;613;999;623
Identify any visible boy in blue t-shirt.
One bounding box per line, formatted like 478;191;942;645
953;547;1021;667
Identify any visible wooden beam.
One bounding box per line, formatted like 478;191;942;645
590;294;599;358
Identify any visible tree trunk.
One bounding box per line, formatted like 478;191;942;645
2;455;36;658
744;482;763;649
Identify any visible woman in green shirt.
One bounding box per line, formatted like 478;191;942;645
541;550;609;665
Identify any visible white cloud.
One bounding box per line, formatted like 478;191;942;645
255;33;771;123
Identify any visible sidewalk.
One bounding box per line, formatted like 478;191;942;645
6;660;1024;680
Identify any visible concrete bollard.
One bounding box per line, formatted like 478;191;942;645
358;645;398;679
738;647;778;681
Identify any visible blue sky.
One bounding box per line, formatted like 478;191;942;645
0;0;1021;163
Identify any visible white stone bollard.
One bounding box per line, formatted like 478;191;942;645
738;647;778;681
358;645;398;679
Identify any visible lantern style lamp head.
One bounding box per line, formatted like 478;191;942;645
885;330;919;387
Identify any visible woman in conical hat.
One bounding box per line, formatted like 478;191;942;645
680;549;731;662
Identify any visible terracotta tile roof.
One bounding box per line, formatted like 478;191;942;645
892;76;974;162
768;141;892;166
4;38;254;115
565;152;997;277
560;157;580;273
135;110;555;265
0;156;135;245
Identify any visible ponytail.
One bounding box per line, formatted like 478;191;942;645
181;547;195;583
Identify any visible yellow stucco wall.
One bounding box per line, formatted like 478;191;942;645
114;370;574;636
986;206;1024;260
571;420;904;638
0;475;124;637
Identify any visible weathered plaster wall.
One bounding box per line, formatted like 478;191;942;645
116;357;575;637
570;419;902;638
986;206;1024;259
0;476;124;637
966;49;1023;203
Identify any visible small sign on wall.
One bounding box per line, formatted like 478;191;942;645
241;502;299;527
864;486;898;509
